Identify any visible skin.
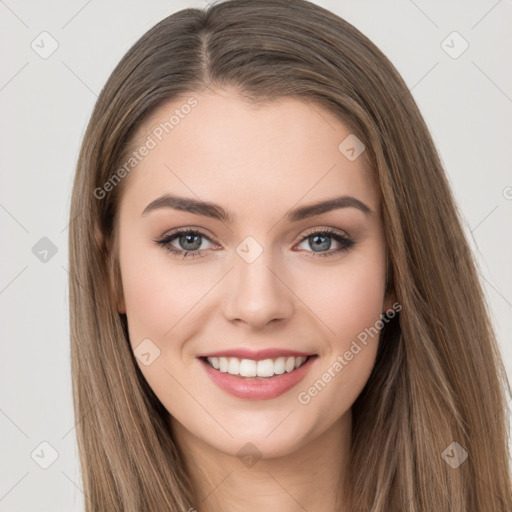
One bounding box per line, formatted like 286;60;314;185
116;86;394;512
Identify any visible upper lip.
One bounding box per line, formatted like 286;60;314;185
197;348;316;361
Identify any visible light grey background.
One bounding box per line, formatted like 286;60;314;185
1;1;511;510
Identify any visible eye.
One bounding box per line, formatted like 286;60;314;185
154;227;355;259
295;229;354;257
154;228;217;259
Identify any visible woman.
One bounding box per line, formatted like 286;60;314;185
68;0;511;510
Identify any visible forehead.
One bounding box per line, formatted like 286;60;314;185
119;88;378;220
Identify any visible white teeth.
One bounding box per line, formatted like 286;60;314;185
228;358;239;375
206;355;308;377
257;359;274;377
274;357;286;375
219;357;228;372
240;359;257;377
285;356;295;372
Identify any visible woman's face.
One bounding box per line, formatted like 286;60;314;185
116;87;392;458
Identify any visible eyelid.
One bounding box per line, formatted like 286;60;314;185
158;225;217;240
300;225;351;239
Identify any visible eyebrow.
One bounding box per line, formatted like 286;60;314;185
141;193;372;222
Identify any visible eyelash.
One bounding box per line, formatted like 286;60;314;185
154;227;355;260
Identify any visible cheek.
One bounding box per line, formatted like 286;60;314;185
292;245;386;417
326;264;385;343
301;242;387;349
118;239;213;403
118;232;214;347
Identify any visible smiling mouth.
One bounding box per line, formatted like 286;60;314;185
199;355;317;379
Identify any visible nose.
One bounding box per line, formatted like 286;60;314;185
222;247;294;329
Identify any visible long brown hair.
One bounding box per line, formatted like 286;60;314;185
68;0;512;510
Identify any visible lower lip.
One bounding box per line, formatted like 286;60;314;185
198;356;317;400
